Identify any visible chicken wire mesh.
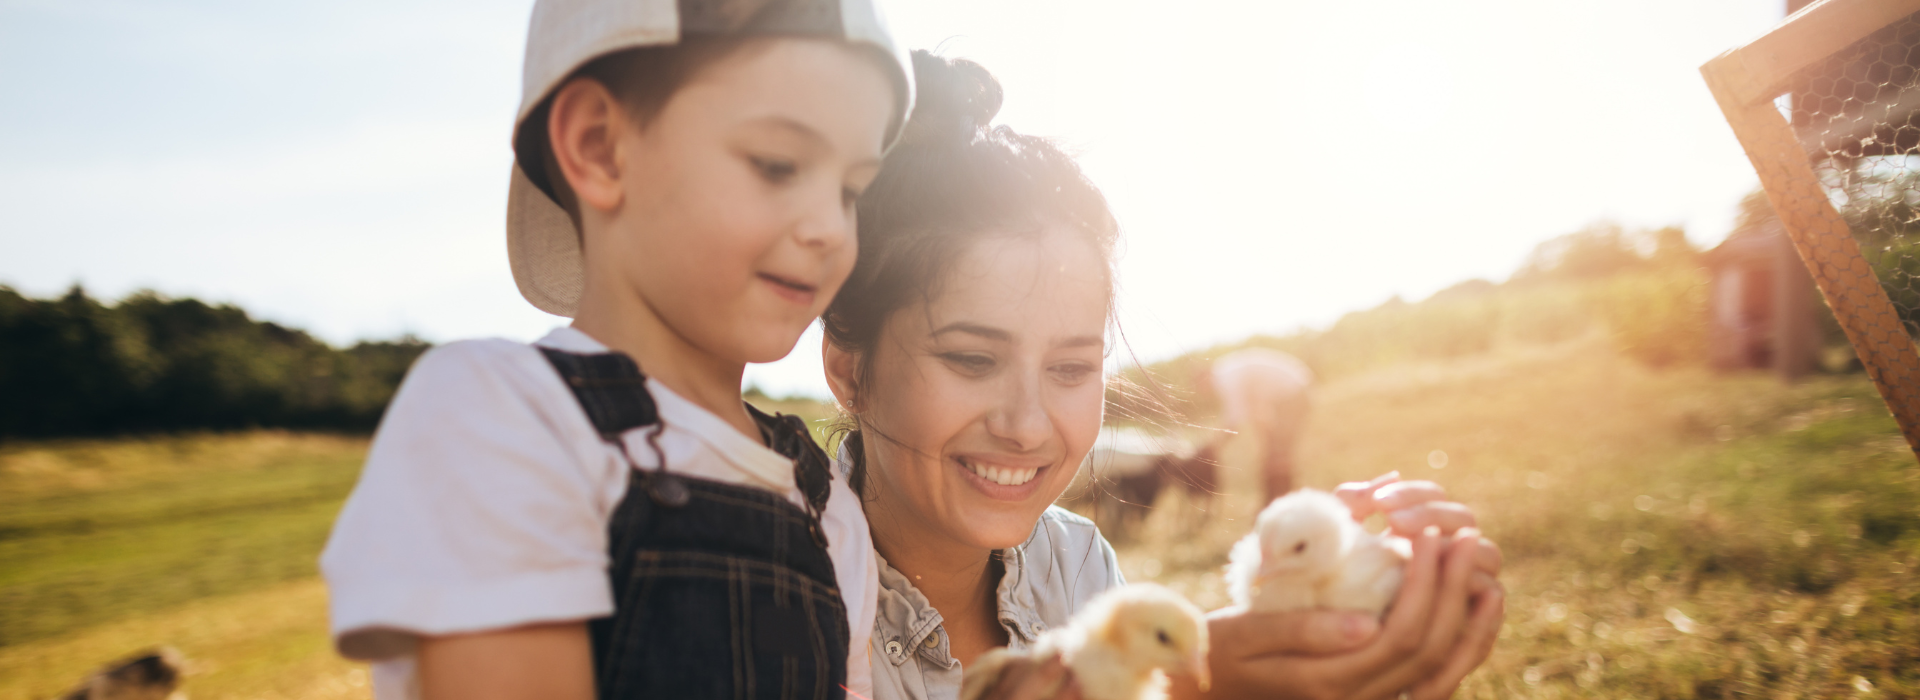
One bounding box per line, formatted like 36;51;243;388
1703;0;1920;455
1787;11;1920;339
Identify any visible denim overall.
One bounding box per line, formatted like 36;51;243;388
540;348;848;700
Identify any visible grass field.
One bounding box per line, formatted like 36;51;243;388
4;339;1917;698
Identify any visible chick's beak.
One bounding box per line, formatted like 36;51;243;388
1184;648;1211;691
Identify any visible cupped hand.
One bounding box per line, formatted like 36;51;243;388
977;653;1082;700
1337;473;1503;593
1174;526;1505;700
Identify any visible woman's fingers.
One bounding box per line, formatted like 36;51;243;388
1386;502;1478;537
1352;528;1483;700
1213;607;1380;657
1473;536;1503;577
984;655;1068;700
1372;480;1448;510
1335;472;1402;520
1408;582;1506;700
1054;674;1085;700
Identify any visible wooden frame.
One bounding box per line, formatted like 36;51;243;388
1701;0;1920;456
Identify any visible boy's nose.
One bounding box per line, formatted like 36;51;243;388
794;190;854;250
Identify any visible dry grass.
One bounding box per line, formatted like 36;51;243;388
4;341;1916;699
1099;338;1920;698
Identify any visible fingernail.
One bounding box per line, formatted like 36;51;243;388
1424;525;1441;538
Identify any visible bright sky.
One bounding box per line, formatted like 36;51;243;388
0;0;1784;398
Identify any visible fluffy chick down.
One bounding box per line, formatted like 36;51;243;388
1225;489;1408;617
959;583;1209;700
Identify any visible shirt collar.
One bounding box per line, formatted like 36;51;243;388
868;520;1051;668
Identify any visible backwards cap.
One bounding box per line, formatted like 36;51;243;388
507;0;915;317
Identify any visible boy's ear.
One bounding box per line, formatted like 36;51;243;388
822;334;862;413
546;77;628;216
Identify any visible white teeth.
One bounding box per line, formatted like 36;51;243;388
964;459;1037;486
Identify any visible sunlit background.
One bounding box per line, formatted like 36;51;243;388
0;0;1783;397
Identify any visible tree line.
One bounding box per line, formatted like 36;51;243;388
0;286;428;438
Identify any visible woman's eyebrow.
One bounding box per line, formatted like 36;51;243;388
1055;335;1104;349
930;321;1011;342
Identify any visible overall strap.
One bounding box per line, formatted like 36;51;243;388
747;404;834;521
538;348;657;438
538;345;834;517
539;347;691;507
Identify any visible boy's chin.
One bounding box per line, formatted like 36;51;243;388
733;327;811;364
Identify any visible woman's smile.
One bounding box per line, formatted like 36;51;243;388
952;453;1053;500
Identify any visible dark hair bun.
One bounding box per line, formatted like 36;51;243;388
902;50;1002;147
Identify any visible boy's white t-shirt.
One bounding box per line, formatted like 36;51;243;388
320;327;877;700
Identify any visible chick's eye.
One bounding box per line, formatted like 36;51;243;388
749;155;797;183
1155;630;1171;645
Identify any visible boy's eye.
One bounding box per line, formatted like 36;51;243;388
749;156;797;183
842;186;860;209
939;352;995;374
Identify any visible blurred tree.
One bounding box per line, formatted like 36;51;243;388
0;286;429;438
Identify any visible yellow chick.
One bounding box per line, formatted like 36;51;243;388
960;583;1210;700
1225;489;1407;617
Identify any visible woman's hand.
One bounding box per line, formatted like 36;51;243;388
975;653;1083;700
1338;472;1504;594
1175;523;1505;699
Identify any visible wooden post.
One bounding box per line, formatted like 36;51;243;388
1703;0;1920;455
1772;229;1818;381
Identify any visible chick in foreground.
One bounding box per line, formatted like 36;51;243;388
960;583;1209;700
1226;489;1407;617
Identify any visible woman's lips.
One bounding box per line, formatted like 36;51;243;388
954;456;1050;501
758;272;817;305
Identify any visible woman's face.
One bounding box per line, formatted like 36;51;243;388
849;226;1110;550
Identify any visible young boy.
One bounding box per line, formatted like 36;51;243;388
320;1;913;698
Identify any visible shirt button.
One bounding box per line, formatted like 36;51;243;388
922;633;939;649
885;640;903;656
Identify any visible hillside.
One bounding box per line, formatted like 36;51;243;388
3;337;1914;698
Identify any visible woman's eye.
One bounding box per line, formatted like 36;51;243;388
842;186;861;209
940;353;995;374
1049;363;1097;383
749;156;797;183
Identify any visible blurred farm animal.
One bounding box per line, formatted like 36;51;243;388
1225;490;1406;617
59;648;185;700
1083;427;1223;537
1209;349;1313;503
960;583;1210;700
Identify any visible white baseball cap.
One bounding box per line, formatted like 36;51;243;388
506;0;915;317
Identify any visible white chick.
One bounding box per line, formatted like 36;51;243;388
1225;489;1407;617
960;583;1209;700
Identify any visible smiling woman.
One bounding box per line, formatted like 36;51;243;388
819;49;1123;700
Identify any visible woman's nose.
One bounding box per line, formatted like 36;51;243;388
986;374;1052;450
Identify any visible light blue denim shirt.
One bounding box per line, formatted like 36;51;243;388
867;507;1125;700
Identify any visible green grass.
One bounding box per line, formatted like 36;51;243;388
0;433;366;649
1098;339;1920;698
4;342;1918;699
